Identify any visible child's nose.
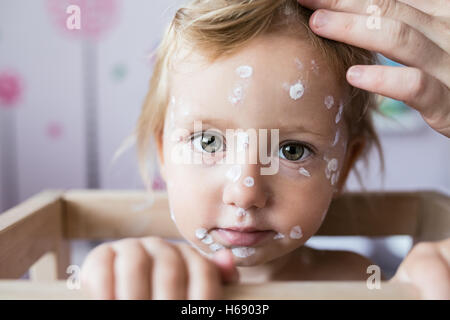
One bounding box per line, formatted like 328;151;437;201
222;163;269;211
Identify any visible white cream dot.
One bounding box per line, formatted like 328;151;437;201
232;247;256;258
210;243;224;252
331;173;337;185
201;234;213;245
335;101;344;124
236;65;253;78
195;228;207;240
294;58;303;70
299;167;311;177
332;129;340;147
325;95;334;109
274;233;285;240
290;225;303;239
289;81;305;100
325;166;331;179
236;207;247;217
243;176;254;187
328;158;338;171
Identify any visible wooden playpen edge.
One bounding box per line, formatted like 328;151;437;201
0;280;420;300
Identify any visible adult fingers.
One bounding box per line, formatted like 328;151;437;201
306;10;450;85
177;243;223;300
347;65;450;137
397;0;450;17
111;239;152;300
297;0;450;51
139;237;188;300
80;243;116;300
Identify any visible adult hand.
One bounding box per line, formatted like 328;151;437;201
297;0;450;138
389;238;450;299
80;237;239;299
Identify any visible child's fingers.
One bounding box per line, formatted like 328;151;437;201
140;237;188;300
390;241;450;299
176;243;223;300
211;249;239;284
110;239;152;300
80;243;116;300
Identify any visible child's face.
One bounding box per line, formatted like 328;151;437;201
157;33;358;266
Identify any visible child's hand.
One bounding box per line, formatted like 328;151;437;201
80;237;239;299
389;238;450;299
297;0;450;138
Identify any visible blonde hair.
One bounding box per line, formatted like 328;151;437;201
133;0;385;192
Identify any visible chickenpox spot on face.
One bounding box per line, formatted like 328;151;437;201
311;59;319;74
243;176;255;187
229;65;253;106
331;169;340;186
229;85;244;105
332;129;340;147
274;233;285;240
209;243;225;252
324;95;334;109
232;246;256;258
236;65;253;79
236;207;247;217
226;165;242;182
323;155;339;184
299;167;311;177
195;228;207;240
290;225;303;239
335;100;344;124
201;234;214;245
328;158;338;171
294;58;303;70
289;81;305;100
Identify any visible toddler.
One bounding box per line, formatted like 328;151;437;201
81;0;412;300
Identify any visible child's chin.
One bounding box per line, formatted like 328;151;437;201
231;253;262;266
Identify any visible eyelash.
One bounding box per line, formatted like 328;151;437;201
189;131;316;162
279;141;316;163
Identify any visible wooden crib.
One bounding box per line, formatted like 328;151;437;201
0;189;449;299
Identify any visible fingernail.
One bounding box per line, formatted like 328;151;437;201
312;10;328;28
348;66;363;81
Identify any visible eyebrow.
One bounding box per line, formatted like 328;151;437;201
176;117;328;139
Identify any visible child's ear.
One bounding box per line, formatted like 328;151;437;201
333;136;366;198
155;131;166;181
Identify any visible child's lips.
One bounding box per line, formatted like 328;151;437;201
213;228;274;246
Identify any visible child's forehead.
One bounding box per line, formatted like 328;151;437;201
169;34;343;138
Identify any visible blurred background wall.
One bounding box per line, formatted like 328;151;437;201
1;0;449;279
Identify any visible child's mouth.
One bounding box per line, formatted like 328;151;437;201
213;228;274;247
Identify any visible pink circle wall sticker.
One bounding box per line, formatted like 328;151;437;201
0;70;23;108
46;121;64;140
46;0;119;41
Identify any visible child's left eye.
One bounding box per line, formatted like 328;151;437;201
191;131;224;153
279;142;313;162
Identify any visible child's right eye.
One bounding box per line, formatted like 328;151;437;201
191;131;225;153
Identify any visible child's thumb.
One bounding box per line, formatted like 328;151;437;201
211;249;239;284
